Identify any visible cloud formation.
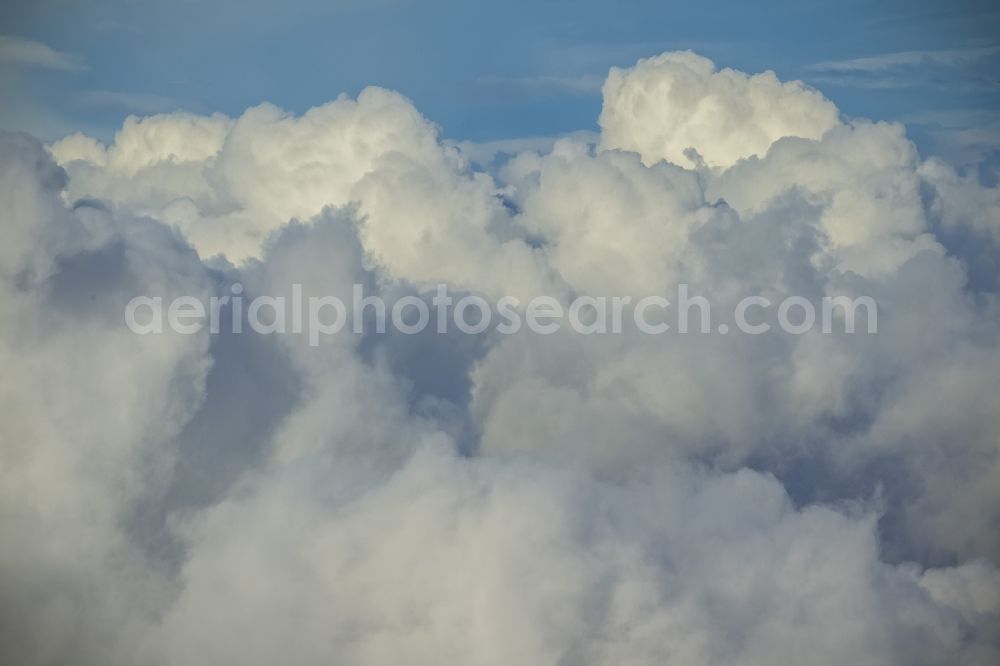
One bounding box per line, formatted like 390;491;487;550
2;51;1000;665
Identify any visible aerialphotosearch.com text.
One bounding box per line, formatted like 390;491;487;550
125;283;878;345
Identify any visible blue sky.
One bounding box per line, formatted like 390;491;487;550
2;0;998;162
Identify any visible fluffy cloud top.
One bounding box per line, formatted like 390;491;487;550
1;52;999;665
599;51;841;169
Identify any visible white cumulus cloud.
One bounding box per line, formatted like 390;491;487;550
0;51;999;666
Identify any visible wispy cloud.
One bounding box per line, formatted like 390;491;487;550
452;131;599;165
0;35;86;71
72;90;189;115
802;45;1000;91
806;45;999;73
475;73;604;100
900;109;1000;164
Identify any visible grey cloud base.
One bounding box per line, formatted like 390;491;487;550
2;51;1000;665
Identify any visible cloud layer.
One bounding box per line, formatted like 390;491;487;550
3;51;1000;665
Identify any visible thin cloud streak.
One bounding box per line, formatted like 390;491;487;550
0;35;86;71
806;45;1000;73
72;90;191;115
